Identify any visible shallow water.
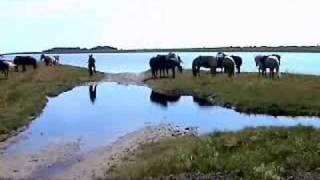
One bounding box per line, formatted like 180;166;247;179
4;83;320;156
4;52;320;75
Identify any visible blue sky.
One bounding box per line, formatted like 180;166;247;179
1;0;320;53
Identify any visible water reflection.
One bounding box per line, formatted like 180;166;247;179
193;97;213;107
89;84;97;104
4;83;320;155
150;91;214;108
150;91;180;107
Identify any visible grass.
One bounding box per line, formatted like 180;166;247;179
0;64;104;141
146;71;320;116
112;126;320;179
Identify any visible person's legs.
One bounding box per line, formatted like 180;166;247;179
93;64;96;73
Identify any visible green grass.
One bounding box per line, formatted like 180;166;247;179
0;64;104;141
112;126;320;179
146;71;320;116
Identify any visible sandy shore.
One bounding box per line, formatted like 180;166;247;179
0;124;196;180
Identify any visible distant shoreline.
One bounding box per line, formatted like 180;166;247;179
3;46;320;55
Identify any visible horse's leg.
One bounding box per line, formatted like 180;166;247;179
172;67;175;78
22;65;26;72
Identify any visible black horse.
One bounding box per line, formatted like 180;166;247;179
230;55;243;73
149;54;182;79
0;61;9;79
192;56;218;77
150;91;181;107
13;56;37;72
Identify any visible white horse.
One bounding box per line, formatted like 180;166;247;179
223;56;236;77
265;55;281;78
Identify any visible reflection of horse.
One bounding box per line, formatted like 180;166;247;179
193;97;212;107
13;56;37;72
149;54;183;79
150;91;180;107
89;84;97;104
192;56;218;77
0;61;9;79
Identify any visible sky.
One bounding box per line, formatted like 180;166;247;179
1;0;320;53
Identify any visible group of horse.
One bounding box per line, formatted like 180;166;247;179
0;54;60;79
149;53;183;78
149;52;281;79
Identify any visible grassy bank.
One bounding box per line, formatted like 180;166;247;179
0;64;104;141
112;126;320;179
146;71;320;116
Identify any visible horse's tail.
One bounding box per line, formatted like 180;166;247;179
33;61;38;69
277;59;281;78
192;60;197;77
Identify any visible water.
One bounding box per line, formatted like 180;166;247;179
4;83;320;155
3;52;320;75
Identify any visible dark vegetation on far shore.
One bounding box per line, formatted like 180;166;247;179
0;64;103;141
4;45;320;55
146;71;320;117
111;126;320;180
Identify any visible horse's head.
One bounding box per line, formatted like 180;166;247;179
40;54;45;61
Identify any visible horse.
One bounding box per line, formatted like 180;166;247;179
192;56;218;77
265;55;281;78
223;56;236;77
40;54;55;66
255;55;268;76
13;56;37;72
230;55;243;73
149;56;160;78
164;55;183;78
53;56;60;65
149;54;183;79
0;61;9;79
216;52;226;72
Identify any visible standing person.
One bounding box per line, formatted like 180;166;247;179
88;54;96;76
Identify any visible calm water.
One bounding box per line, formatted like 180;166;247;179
3;52;320;75
4;83;320;155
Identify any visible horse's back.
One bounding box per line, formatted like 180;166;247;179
223;56;235;66
194;56;217;68
231;55;242;66
265;56;280;68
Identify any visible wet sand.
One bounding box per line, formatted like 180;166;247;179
0;123;196;180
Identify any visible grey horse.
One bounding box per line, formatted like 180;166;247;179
192;56;218;77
